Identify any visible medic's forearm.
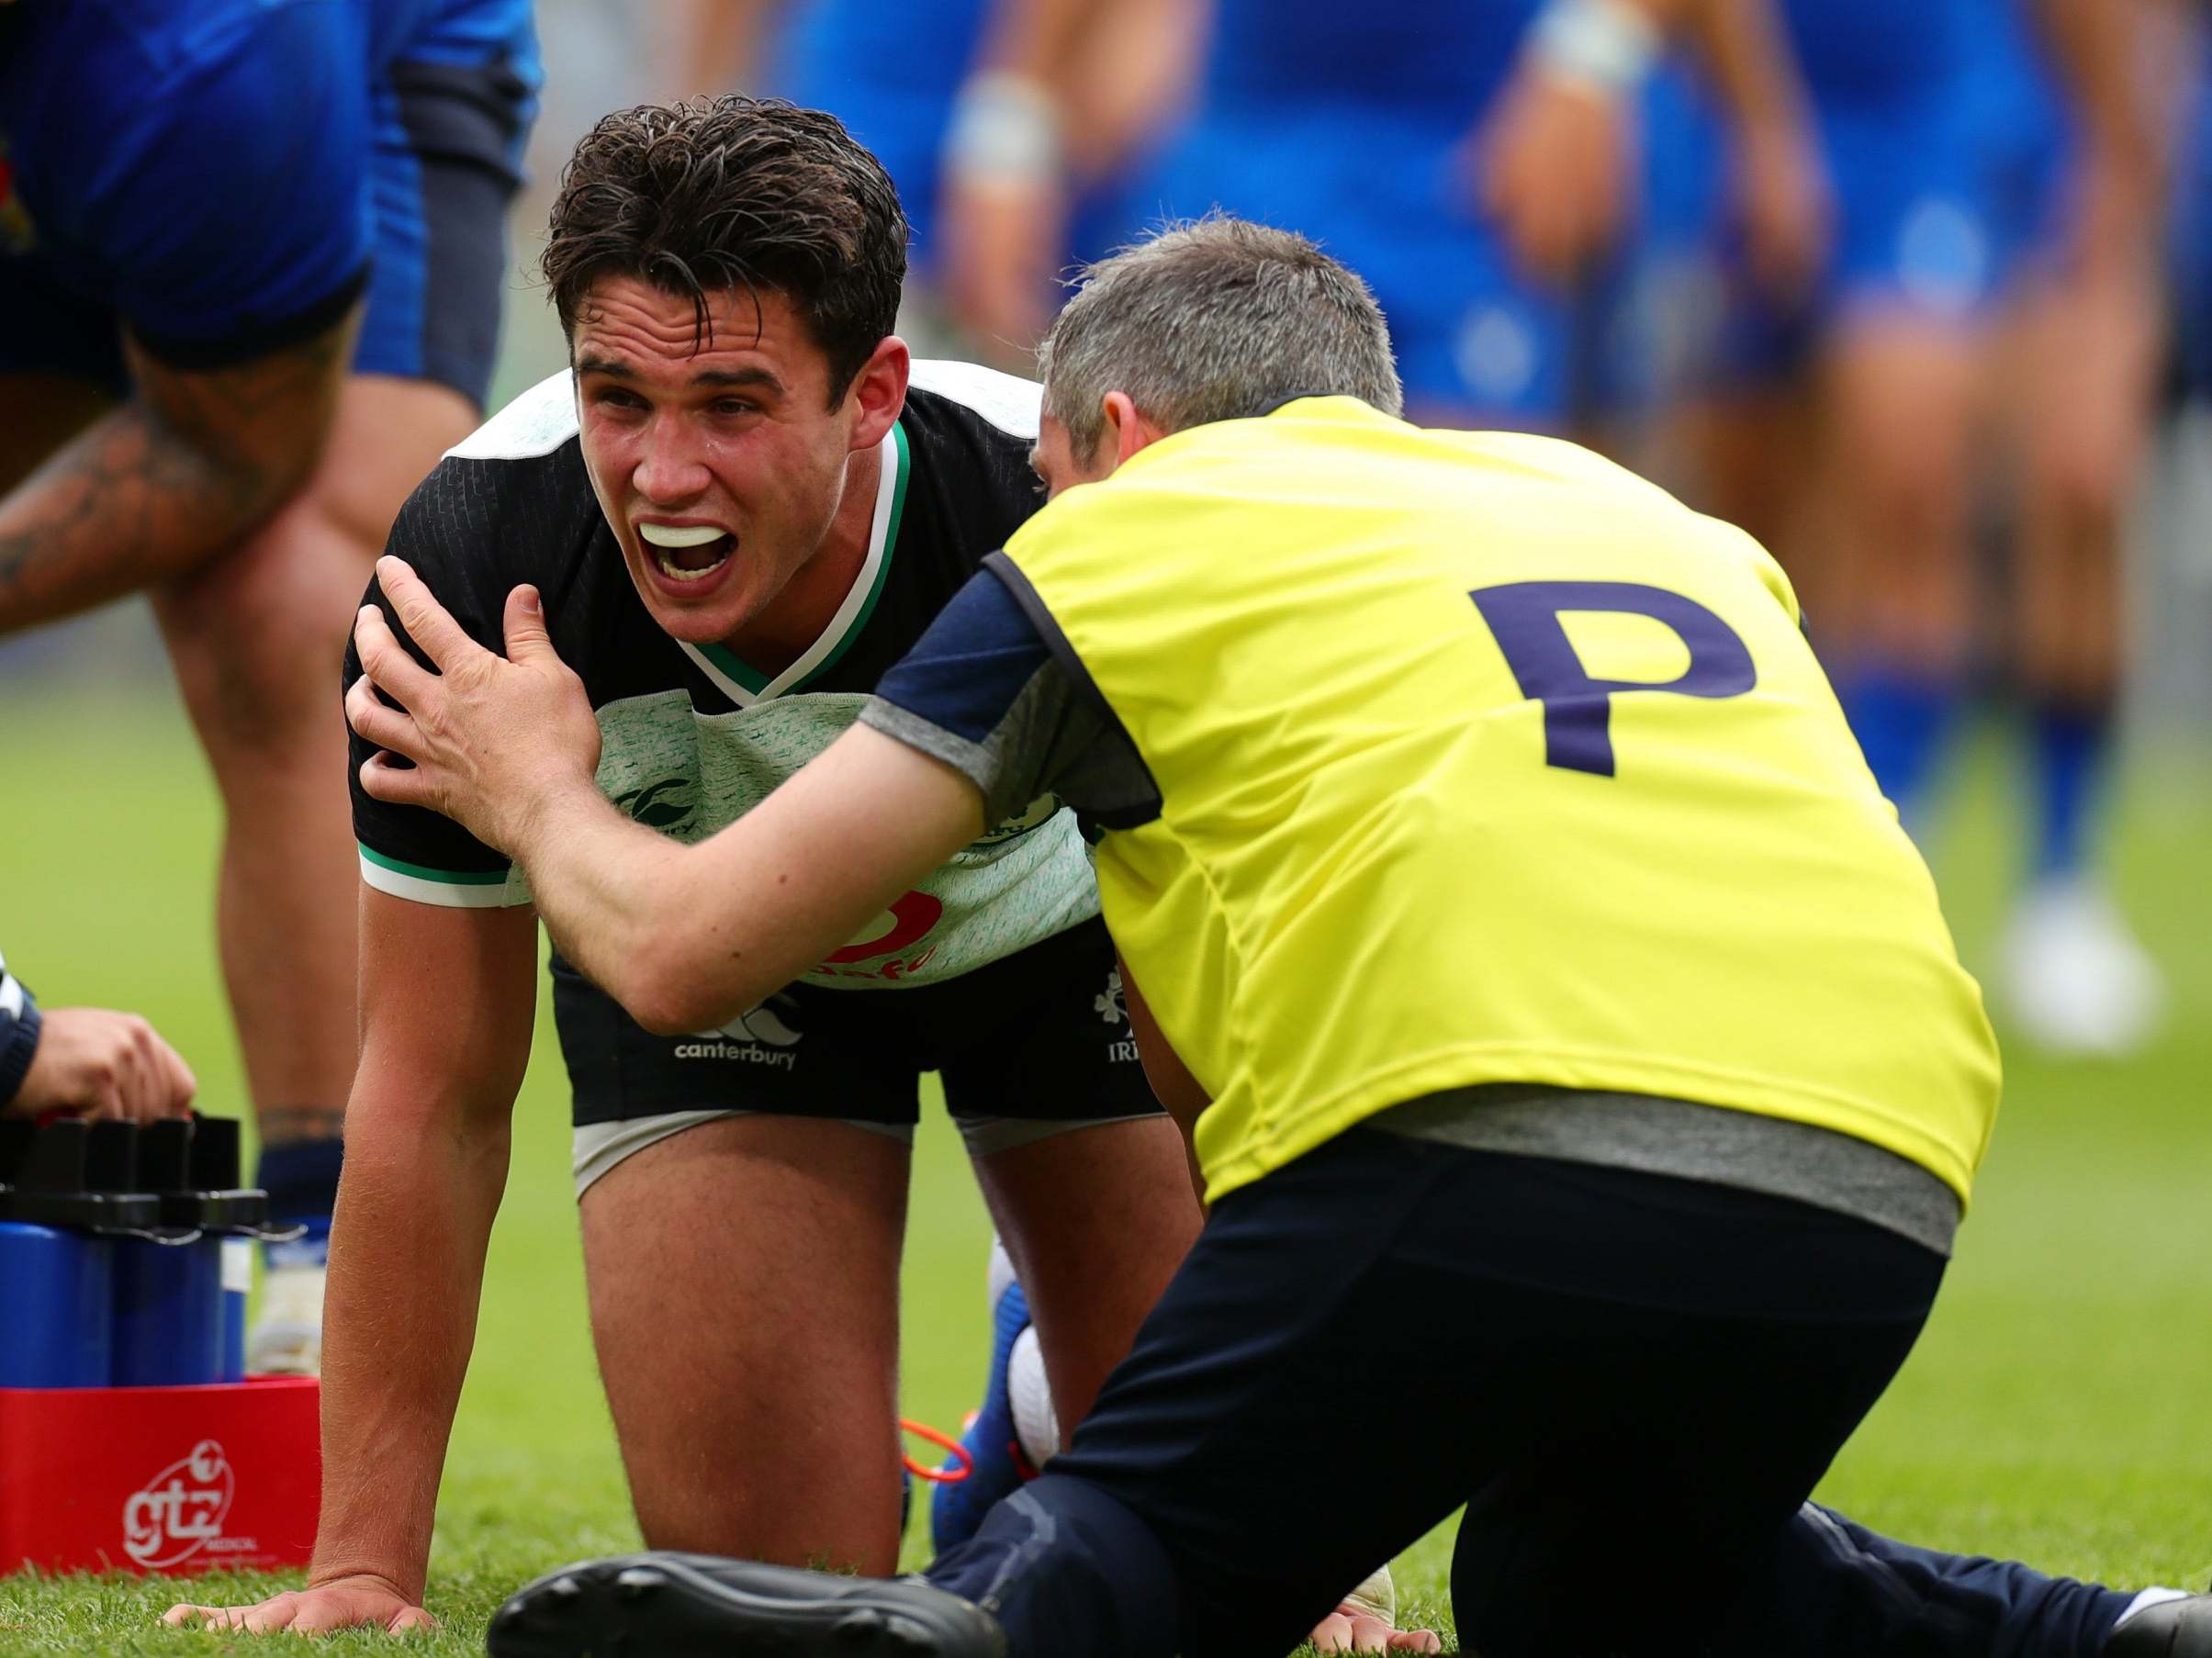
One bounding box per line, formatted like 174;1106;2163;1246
510;725;983;1040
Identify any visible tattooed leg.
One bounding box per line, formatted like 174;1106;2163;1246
0;310;356;635
0;374;112;497
153;371;478;1131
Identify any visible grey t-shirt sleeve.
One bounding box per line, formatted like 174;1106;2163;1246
861;561;1160;835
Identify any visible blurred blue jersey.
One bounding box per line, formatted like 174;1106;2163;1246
1199;0;1538;129
769;0;989;272
1117;0;1615;423
1775;0;1971;106
1960;0;2073;286
1713;0;1993;381
0;0;538;400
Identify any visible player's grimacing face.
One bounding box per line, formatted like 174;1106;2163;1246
571;276;864;645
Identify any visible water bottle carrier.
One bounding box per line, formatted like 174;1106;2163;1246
0;1377;320;1575
0;1117;322;1574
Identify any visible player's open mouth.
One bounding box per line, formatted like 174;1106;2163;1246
638;521;734;584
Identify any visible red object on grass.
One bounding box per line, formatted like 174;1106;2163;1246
900;1415;972;1484
0;1377;320;1574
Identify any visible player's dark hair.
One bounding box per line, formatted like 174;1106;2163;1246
544;95;907;403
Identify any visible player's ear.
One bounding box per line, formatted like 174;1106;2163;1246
1100;391;1167;471
845;336;911;452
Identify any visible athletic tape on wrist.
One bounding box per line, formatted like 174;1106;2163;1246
945;71;1064;185
1528;0;1662;95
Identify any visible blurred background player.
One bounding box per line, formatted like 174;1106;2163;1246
1966;0;2173;1053
918;0;1825;440
0;947;198;1126
0;0;540;1370
655;0;1196;370
1690;0;1994;842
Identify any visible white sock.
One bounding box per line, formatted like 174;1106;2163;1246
1007;1324;1061;1466
987;1235;1018;1311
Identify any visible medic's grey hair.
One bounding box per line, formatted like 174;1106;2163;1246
1037;217;1403;458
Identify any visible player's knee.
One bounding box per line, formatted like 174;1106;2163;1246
160;517;371;757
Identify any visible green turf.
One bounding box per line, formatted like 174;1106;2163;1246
1;682;2206;1654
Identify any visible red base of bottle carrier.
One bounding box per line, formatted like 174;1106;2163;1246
0;1377;320;1574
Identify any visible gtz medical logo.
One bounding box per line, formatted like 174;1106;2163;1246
123;1440;235;1569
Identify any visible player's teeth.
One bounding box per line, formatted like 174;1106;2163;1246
638;522;725;548
653;549;727;582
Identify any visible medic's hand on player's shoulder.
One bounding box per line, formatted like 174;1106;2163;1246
347;555;603;857
1470;64;1636;286
162;1572;435;1636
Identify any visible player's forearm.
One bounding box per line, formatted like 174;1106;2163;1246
1687;0;1813;134
0;315;352;634
307;1075;512;1597
971;0;1097;84
2038;0;2162;212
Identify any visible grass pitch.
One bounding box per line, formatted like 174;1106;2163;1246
2;678;2207;1655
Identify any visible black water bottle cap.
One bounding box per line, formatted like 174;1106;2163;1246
6;1118;163;1233
0;1116;31;1195
188;1115;242;1191
173;1113;278;1233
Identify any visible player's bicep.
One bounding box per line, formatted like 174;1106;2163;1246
346;533;528;904
354;889;536;1123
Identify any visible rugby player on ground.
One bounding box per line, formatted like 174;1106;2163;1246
0;0;539;1370
165;97;1208;1639
343;218;2212;1658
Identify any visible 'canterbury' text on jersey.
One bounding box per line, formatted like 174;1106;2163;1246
346;360;1099;987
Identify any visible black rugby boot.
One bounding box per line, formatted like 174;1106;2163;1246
486;1552;1007;1658
2104;1595;2212;1657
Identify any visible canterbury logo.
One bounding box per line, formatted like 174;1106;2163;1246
615;776;693;828
695;995;803;1047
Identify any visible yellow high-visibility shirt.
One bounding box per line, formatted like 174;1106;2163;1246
997;397;2000;1204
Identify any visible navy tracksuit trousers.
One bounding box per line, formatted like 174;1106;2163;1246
925;1126;2136;1657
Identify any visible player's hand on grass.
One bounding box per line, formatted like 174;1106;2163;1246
348;555;602;856
162;1574;435;1635
1308;1601;1443;1653
8;1006;196;1123
1473;68;1635;286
